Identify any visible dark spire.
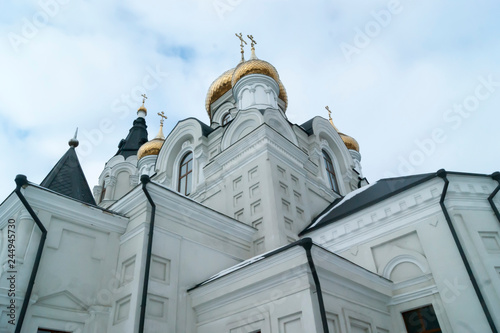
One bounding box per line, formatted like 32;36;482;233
115;99;149;158
40;130;96;205
115;116;148;158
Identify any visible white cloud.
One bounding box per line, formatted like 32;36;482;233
0;0;499;200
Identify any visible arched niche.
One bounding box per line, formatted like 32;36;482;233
380;252;429;283
220;109;264;151
263;110;298;146
155;119;207;190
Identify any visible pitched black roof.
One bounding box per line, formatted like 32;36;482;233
115;117;148;158
300;118;315;135
300;173;436;235
193;118;214;137
40;146;96;205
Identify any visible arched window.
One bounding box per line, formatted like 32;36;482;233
178;152;193;195
222;112;232;126
322;150;339;193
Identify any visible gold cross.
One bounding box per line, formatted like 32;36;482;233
247;35;257;48
325;106;338;130
325;105;332;119
141;93;148;105
235;32;247;61
157;111;167;125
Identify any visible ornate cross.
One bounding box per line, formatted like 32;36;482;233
157;111;167;125
325;106;338;130
325;106;332;121
247;35;257;48
141;93;148;105
235;32;247;61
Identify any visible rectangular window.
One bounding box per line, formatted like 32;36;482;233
402;305;441;333
38;329;71;333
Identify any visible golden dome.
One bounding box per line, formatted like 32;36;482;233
205;68;234;118
137;125;165;160
205;48;288;119
137;138;164;160
339;132;360;152
278;80;288;110
231;58;280;87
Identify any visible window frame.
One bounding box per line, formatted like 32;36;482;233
322;149;339;193
178;151;193;195
402;305;442;333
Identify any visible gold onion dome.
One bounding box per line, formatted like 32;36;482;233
339;133;360;152
206;47;288;119
231;55;280;86
205;67;234;117
277;80;288;110
137;123;165;160
232;49;288;109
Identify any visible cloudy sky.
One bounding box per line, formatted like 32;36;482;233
1;0;499;200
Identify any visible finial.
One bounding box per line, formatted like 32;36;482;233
247;35;257;59
247;35;257;48
235;33;247;62
68;128;79;148
157;111;167;126
138;93;148;116
155;112;167;139
325;106;339;131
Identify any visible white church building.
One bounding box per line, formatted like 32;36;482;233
1;38;499;333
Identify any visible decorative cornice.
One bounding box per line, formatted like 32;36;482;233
388;284;439;305
9;185;128;234
205;124;310;180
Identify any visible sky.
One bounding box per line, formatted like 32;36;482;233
1;0;499;201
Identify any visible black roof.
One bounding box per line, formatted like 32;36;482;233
300;173;436;235
40;146;96;205
193;118;214;137
300;118;315;135
115;117;148;158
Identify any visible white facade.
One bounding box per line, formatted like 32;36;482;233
1;50;499;333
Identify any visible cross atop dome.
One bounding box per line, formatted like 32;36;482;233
325;106;339;131
205;35;288;120
138;93;148;117
157;111;167;126
325;105;360;152
137;110;166;160
247;35;258;60
235;33;247;62
247;35;256;48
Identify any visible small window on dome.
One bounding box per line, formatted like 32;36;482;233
222;112;232;126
